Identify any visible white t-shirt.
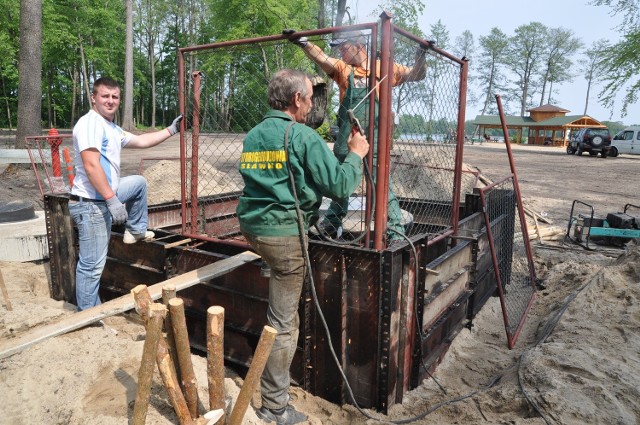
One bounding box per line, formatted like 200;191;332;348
71;109;133;199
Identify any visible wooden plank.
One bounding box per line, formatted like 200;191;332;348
0;250;260;360
164;238;192;249
422;270;469;331
424;242;472;293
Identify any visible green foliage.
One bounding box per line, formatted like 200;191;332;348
3;0;640;131
503;22;548;115
476;27;509;116
315;122;331;142
371;0;425;36
588;0;640;117
598;31;640;116
602;120;625;134
539;27;583;106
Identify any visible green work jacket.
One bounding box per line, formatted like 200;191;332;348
237;110;363;236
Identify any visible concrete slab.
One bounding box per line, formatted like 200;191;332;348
0;149;51;164
0;211;49;262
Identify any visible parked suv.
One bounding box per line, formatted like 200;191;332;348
567;128;611;157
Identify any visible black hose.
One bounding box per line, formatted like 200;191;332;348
313;154;376;246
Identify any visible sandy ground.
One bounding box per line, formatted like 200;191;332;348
1;141;639;424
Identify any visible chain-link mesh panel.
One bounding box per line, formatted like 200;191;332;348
480;177;535;348
178;39;336;239
175;26;466;249
390;31;469;239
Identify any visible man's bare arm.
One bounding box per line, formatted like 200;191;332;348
299;41;341;78
80;149;116;199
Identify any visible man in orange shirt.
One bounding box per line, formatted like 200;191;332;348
291;30;426;243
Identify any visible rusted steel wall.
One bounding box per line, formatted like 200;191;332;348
45;184;496;413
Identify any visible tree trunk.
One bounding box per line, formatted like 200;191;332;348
335;0;347;26
71;65;78;125
2;75;13;130
46;67;53;128
16;0;42;149
584;80;591;116
122;0;134;130
79;40;91;107
318;0;325;28
149;35;156;129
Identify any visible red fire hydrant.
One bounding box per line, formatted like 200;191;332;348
48;128;62;178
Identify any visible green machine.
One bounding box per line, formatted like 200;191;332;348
564;200;640;250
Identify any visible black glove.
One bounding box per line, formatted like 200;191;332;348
106;196;128;225
167;115;183;136
283;29;308;48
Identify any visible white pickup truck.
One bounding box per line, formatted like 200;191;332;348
611;126;640;156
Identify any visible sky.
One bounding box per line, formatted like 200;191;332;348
352;0;638;125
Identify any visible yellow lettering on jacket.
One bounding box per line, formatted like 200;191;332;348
240;150;287;171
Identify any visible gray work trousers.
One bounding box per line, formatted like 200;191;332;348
243;232;307;410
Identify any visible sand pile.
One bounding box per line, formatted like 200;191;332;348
392;147;479;201
143;160;243;205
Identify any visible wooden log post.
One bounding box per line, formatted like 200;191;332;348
132;285;193;425
132;303;167;425
0;268;12;311
169;298;199;419
163;284;182;385
227;326;277;425
207;306;225;423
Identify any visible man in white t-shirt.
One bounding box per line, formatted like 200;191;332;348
68;76;182;311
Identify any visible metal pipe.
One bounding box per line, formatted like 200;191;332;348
426;229;454;246
451;58;469;245
178;51;188;234
392;25;465;66
374;11;394;251
364;24;378;249
190;71;203;234
179;23;378;54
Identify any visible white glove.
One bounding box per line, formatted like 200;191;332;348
105;196;128;225
167;115;183;136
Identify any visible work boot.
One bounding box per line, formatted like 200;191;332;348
256;405;307;424
123;229;155;244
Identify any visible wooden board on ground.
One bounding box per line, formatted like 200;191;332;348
0;250;260;360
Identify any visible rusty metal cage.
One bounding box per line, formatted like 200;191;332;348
40;17;527;413
25;133;75;197
166;16;469;251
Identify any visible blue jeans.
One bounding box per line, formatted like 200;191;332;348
242;232;307;410
68;175;149;311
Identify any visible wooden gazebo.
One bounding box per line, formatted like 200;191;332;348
473;104;607;146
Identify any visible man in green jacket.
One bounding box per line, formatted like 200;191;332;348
237;68;368;424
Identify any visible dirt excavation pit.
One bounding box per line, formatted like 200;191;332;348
1;238;639;424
